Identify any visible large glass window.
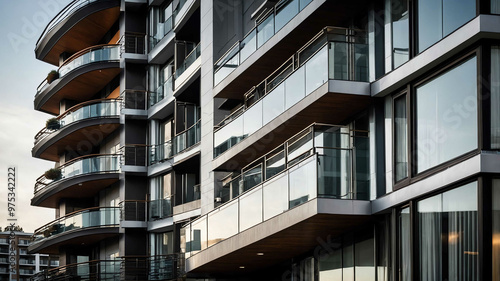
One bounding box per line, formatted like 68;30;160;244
418;182;478;281
491;46;500;149
418;0;475;53
150;232;173;256
416;56;477;173
394;94;408;182
391;0;409;68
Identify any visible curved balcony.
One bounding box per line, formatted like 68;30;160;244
32;154;120;208
35;0;120;66
29;206;119;254
31;259;120;281
32;99;120;161
35;44;121;115
31;255;184;281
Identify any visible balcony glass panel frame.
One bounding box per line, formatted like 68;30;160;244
213;0;314;85
36;45;120;96
187;124;370;256
214;27;368;157
34;99;120;146
34;154;120;196
32;206;120;243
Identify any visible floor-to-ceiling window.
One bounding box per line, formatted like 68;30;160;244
417;0;475;53
416;55;477;173
418;182;478;281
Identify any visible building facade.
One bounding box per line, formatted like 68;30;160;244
0;232;58;281
29;0;500;280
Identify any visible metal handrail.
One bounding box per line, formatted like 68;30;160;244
34;154;120;194
35;0;99;48
32;206;119;239
214;26;367;132
35;44;120;96
34;98;120;144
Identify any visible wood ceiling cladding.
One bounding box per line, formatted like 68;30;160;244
40;67;121;115
34;177;120;208
38;123;120;162
42;7;120;66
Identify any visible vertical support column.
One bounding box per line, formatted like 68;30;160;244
200;0;215;215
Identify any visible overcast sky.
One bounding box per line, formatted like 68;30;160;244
0;0;72;233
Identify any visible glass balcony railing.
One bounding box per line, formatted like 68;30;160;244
32;207;119;243
150;16;173;50
214;27;368;157
184;124;370;257
36;44;120;96
34;154;120;196
34;99;120;146
149;119;201;165
150;75;174;107
149;197;173;220
32;259;121;281
213;0;313;85
175;43;201;79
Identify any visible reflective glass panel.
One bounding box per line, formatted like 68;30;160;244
239;187;263;231
416;56;477;173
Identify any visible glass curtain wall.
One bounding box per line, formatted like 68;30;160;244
418;182;478;281
416;56;477;173
417;0;475;53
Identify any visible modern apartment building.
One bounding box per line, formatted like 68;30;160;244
0;231;58;281
29;0;500;280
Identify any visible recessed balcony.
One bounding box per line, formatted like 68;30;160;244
149;119;201;165
32;154;120;208
32;99;120;161
35;44;121;115
183;124;371;274
214;27;370;162
28;206;119;254
35;0;120;66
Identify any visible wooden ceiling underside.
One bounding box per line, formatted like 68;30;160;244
42;7;120;66
35;177;119;208
40;67;120;115
38;122;120;161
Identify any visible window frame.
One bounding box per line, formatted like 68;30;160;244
410;49;482;181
